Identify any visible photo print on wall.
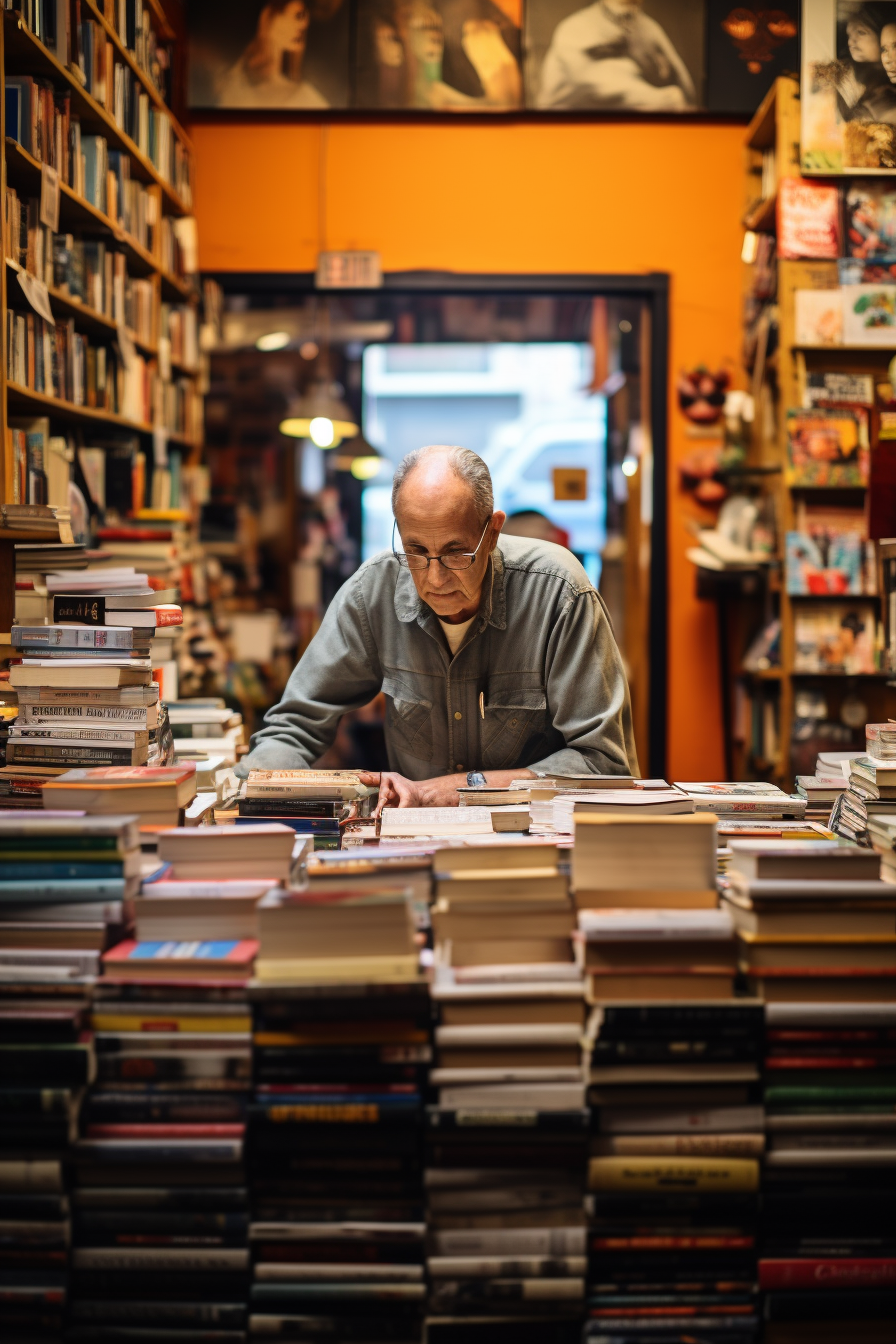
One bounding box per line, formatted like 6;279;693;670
524;0;705;112
187;0;352;109
802;0;896;171
705;1;799;113
353;0;524;110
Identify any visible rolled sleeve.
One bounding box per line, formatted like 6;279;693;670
237;574;382;777
528;589;639;777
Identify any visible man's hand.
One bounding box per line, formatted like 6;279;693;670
356;768;536;816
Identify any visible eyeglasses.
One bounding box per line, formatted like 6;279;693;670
392;518;491;572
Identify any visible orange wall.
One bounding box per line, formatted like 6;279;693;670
191;119;746;779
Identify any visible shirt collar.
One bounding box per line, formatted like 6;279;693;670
392;545;508;632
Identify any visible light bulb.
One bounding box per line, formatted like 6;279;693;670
309;417;335;448
256;331;290;352
351;456;382;481
621;457;638;477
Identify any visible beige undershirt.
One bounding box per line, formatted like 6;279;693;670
438;615;475;656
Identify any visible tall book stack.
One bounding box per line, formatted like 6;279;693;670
760;1002;896;1344
67;930;258;1342
832;755;896;849
237;769;377;849
247;971;429;1340
0;813;143;1342
572;814;762;1343
426;842;586;1343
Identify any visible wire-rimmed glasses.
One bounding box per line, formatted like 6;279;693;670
392;519;491;572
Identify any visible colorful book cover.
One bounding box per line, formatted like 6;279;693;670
778;178;841;260
103;939;258;967
786;528;865;595
846;182;896;263
842;285;896;345
786;409;870;488
793;604;877;675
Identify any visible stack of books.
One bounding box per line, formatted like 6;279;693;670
7;621;177;773
0;814;111;1341
722;840;896;1002
674;782;806;820
575;909;738;1001
541;783;695;836
67;938;256;1341
247;977;430;1343
237;769;377;848
832;756;896;849
431;841;574;969
425;837;587;1338
866;723;896;760
0;810;140;964
426;961;588;1342
760;1001;896;1344
584;1002;764;1344
41;764;198;828
166;699;245;766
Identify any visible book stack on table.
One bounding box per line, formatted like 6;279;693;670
0;815;116;1343
572;813;761;1343
830;740;896;846
247;972;430;1343
425;841;586;1344
236;770;377;849
722;840;896;1002
41;764;198;829
675;783;807;822
67;934;257;1342
760;1002;896;1344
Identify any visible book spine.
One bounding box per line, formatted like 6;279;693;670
84;1124;245;1139
52;595;106;623
72;1247;249;1270
0;879;126;900
587;1156;760;1193
0;862;124;880
12;626;134;648
426;1108;590;1132
758;1258;896;1289
17;705;151;724
593;1133;765;1157
6;744;141;764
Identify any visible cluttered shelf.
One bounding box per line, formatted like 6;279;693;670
3;11;190;216
81;0;193;152
6;259;158;359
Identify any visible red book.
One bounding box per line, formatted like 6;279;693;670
765;1055;896;1069
777;178;841;260
96;528;174;541
759;1258;896;1290
592;1235;754;1251
85;1123;245;1139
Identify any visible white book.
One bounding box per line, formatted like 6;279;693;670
380;807;493;836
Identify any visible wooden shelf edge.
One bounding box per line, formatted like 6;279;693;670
6;383;196;444
743;193;776;234
5;258;157;358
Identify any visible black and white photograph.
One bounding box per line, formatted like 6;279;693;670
187;0;351;110
353;0;523;110
524;0;705;112
802;0;896;171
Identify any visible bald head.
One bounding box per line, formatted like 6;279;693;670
392;445;494;526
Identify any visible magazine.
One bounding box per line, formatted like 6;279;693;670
785;409;870;488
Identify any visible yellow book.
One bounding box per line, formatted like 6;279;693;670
91;1014;252;1034
253;1026;429;1047
587;1156;759;1193
254;953;421;984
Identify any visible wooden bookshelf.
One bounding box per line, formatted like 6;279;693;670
0;0;205;543
738;77;892;788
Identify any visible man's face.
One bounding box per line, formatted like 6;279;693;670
395;473;503;620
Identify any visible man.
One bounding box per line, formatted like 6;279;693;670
536;0;696;112
241;445;637;809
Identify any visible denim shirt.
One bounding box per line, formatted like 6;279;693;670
240;535;638;780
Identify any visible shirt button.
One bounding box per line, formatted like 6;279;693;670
454;711;462;721
456;764;464;771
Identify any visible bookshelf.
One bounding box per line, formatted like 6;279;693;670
739;77;893;788
0;0;204;550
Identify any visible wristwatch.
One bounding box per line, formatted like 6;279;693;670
466;771;487;788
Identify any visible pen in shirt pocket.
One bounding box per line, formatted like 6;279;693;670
479;691;484;719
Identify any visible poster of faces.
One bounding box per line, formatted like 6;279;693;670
187;0;352;110
186;0;784;114
802;0;896;172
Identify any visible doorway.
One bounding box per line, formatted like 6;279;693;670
204;272;669;776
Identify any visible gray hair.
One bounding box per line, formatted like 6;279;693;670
391;445;494;524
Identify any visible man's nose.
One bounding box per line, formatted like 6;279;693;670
426;561;453;586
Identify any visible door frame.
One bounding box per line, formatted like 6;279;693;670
208;270;670;777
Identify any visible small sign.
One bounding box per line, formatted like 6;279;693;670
316;251;382;290
40;163;60;232
17;270;54;325
553;468;587;502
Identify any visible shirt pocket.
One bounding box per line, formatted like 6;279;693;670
381;674;434;761
481;676;548;770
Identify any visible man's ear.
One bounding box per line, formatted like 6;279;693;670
489;511;507;548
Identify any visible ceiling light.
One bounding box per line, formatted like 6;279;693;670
299;341;319;360
621;457;638;477
279;380;359;447
351;456;382;480
256;330;290;352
